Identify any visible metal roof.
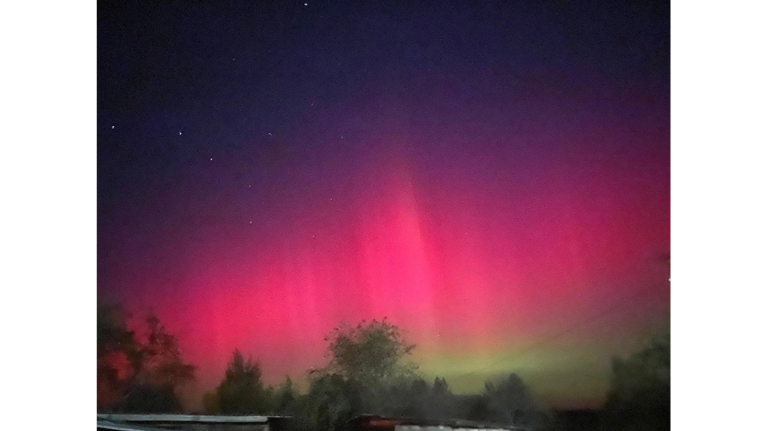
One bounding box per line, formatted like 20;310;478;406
351;415;532;431
97;414;285;424
97;420;170;431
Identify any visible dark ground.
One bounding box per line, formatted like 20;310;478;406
549;410;600;431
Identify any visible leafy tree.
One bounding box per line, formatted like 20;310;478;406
135;313;195;387
120;312;195;412
602;333;670;431
97;305;140;359
426;376;455;419
299;319;419;431
322;319;418;389
483;373;540;425
433;376;450;396
381;377;460;419
274;376;298;414
365;376;456;420
302;373;364;431
377;377;430;418
215;349;270;414
97;305;140;410
97;305;195;412
465;374;548;427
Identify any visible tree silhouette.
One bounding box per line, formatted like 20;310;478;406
215;349;270;414
433;376;450;396
462;374;548;427
97;304;140;410
295;319;420;431
322;319;417;389
97;305;195;412
274;376;298;414
302;373;364;431
119;312;195;412
484;373;545;425
426;376;455;419
602;333;670;431
135;313;195;387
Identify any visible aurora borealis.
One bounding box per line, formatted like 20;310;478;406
98;0;670;410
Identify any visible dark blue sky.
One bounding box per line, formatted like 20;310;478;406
97;0;669;407
98;0;669;296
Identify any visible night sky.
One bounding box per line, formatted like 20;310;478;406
98;0;670;409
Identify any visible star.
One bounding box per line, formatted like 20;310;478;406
111;125;115;129
304;3;308;6
267;132;272;136
209;157;213;161
179;131;183;136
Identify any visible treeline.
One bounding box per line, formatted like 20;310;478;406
203;319;550;429
97;305;669;431
203;354;549;430
97;308;548;428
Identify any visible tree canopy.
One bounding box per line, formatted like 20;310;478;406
97;305;140;410
290;319;420;430
602;333;670;431
214;350;271;414
96;305;195;412
480;373;545;426
321;319;417;388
